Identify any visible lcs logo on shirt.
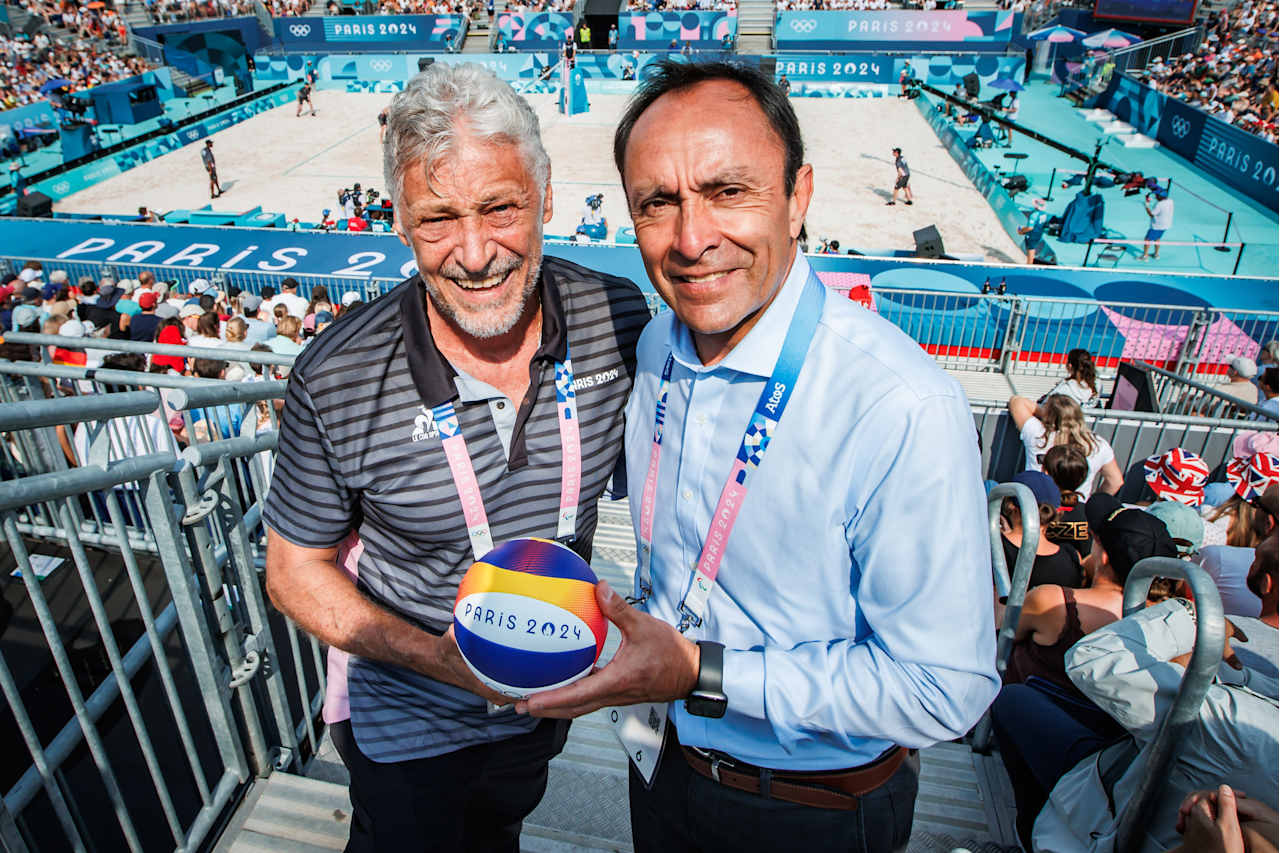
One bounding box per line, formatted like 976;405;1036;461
411;406;439;442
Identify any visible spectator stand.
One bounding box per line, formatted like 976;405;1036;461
1132;360;1279;421
0;380;326;851
914;76;1279;278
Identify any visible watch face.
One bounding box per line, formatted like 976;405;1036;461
685;693;727;719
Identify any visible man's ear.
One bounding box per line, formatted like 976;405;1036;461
392;209;409;247
788;164;814;241
542;178;554;225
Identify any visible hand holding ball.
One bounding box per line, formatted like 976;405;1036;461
453;538;607;699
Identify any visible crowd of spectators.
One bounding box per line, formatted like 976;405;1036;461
983;347;1279;850
626;0;734;9
774;0;892;9
18;0;131;41
0;33;152;108
371;0;473;13
0;262;360;378
1139;0;1279;142
143;0;257;23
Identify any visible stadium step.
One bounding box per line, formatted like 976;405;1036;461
462;29;492;52
1120;133;1159;148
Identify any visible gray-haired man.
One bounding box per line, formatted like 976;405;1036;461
263;63;649;850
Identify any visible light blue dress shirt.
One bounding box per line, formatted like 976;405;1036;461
624;253;1000;771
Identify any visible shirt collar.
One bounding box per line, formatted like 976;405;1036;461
669;251;812;378
401;266;568;407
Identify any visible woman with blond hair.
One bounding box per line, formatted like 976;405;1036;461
1009;393;1123;499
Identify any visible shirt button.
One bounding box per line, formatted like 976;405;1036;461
496;401;505;409
681;489;693;500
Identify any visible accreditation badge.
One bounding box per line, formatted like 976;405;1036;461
609;701;668;787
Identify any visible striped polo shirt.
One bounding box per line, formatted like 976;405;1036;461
264;256;649;761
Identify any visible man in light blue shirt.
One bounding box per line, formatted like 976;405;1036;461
523;61;998;852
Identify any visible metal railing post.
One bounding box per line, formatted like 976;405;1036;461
1172;309;1212;380
972;482;1039;754
1114;558;1226;853
999;296;1025;376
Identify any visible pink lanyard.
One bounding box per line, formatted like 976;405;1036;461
432;356;581;560
636;272;824;631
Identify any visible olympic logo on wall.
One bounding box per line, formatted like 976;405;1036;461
1171;116;1190;138
185;129;200;140
790;18;818;32
51;181;71;194
289;23;312;37
369;59;393;72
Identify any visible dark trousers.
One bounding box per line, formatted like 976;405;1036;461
990;682;1126;850
331;717;569;853
629;729;919;853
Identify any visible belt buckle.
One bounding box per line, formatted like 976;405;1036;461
710;754;721;784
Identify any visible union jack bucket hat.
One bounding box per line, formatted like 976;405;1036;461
1144;448;1210;506
1226;452;1280;504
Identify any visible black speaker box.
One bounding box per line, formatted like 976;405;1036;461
963;72;981;99
16;192;52;218
913;224;945;259
418;57;435;72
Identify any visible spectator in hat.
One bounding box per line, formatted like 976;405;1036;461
338;290;364;317
1217;355;1259;406
52;318;91;367
44;283;75;321
1198;476;1278;619
241;294;275;345
1044;444;1092;559
1011;393;1123;499
270;277;307;319
990;492;1180;849
1144;500;1204;557
1204;451;1279;548
115;279;141;317
998;470;1083;594
0;304;40;361
1144;448;1210;508
1035;532;1278;853
129;291;163;343
313;310;334;336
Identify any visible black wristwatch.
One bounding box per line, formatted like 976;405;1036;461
685;640;727;719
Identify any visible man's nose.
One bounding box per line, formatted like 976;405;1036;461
455;215;495;274
671;198;719;263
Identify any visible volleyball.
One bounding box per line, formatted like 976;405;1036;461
453;538;607;699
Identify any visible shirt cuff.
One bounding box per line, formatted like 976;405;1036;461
722;648;765;721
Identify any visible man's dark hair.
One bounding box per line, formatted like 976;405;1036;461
1261;366;1278;393
198;293;216;313
281;278;299;292
261;285;276;300
893;147;902;155
191;358;227;379
80;280;97;297
101;352;146;372
613;60;804;196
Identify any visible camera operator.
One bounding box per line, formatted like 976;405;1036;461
575;192;607;241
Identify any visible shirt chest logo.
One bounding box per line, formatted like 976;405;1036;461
410;406;439;442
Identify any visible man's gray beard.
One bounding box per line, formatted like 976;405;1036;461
424;251;543;340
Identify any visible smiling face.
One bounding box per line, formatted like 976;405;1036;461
621;79;812;365
395;130;552;341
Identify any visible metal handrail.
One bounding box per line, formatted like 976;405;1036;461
0;360;232;389
0;390;161;431
1114;557;1226;853
169;382;287;410
1135;361;1278;421
1102;25;1200;60
969;397;1260;429
972;481;1039;754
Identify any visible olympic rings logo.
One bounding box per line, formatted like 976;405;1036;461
1170;116;1190;138
790;18;818;32
185;129;200;140
369;59;392;71
51;181;71;194
289;23;311;37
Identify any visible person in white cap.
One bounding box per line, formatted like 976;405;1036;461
1217;355;1259;407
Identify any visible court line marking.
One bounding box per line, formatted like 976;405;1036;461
283;123;377;176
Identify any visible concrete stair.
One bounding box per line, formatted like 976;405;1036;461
734;0;772;52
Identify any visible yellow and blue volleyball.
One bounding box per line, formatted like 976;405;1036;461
453;537;607;698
